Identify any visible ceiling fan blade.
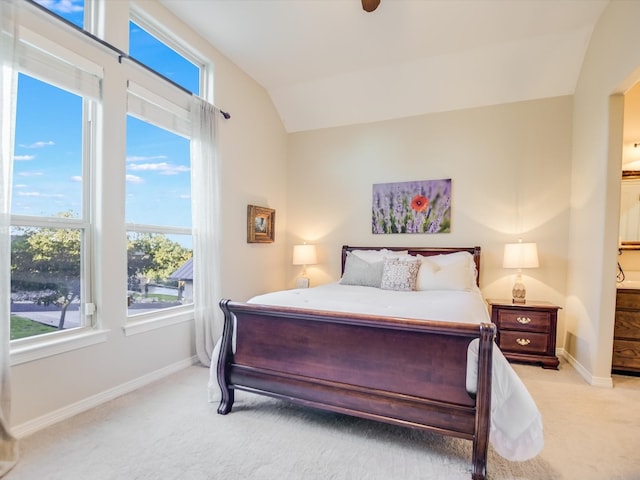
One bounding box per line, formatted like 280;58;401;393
362;0;381;12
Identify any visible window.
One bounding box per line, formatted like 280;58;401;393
125;116;193;316
12;75;83;217
35;0;85;29
10;73;94;340
125;16;201;318
10;224;84;338
129;20;200;95
6;1;206;345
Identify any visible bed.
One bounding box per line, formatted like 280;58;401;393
213;246;543;480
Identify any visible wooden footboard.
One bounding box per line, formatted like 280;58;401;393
217;299;495;480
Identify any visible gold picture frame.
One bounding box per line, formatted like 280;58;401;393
247;205;275;243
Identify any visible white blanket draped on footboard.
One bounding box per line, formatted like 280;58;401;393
209;283;544;462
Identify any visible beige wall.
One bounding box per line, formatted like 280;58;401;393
566;0;640;385
285;0;640;387
286;97;572;341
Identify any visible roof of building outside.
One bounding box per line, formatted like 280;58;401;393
169;257;193;281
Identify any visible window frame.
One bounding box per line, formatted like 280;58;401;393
9;30;101;363
123;16;205;327
129;9;206;97
123;98;194;325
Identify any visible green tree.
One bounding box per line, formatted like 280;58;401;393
127;232;191;288
11;217;191;331
11;212;81;329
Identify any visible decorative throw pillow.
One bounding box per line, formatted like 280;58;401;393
380;257;421;291
340;252;384;287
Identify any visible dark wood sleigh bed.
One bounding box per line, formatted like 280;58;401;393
216;246;495;480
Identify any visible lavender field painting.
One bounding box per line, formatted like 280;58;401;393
372;179;451;234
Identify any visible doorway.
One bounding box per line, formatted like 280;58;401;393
613;80;640;377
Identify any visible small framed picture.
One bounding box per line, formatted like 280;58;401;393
247;205;275;243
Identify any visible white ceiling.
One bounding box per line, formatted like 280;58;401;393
159;0;609;133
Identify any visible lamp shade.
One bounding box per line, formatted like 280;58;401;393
293;244;317;266
503;242;539;269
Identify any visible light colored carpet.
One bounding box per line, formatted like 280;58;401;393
4;359;640;480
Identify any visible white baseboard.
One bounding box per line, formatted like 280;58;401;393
13;355;199;438
559;348;613;388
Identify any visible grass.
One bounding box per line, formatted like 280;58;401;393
129;293;179;303
148;293;179;302
10;315;58;340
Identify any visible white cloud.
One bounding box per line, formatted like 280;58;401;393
70;176;82;182
128;162;190;175
19;140;55;149
14;155;35;161
17;191;64;198
126;174;144;184
126;155;168;163
18;171;44;177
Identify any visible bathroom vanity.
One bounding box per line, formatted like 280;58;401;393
612;287;640;374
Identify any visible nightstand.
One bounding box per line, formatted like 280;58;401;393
488;299;560;369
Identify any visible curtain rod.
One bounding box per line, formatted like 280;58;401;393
118;55;231;119
23;0;231;120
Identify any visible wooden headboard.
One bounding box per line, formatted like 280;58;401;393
341;245;481;287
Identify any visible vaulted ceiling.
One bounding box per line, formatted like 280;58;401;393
160;0;609;133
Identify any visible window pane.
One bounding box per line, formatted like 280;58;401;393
13;74;83;219
35;0;84;29
129;21;200;95
126;116;191;228
127;232;193;316
10;226;83;339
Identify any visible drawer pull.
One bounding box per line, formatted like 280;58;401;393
517;316;532;324
516;338;531;346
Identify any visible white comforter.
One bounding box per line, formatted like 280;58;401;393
210;283;544;461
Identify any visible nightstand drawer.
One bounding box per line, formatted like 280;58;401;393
499;331;549;354
496;309;550;333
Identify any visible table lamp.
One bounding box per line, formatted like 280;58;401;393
503;240;539;303
293;243;317;288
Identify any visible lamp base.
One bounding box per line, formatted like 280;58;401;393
295;276;310;289
512;279;527;304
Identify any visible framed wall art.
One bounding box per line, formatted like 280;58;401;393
372;179;451;234
247;205;275;243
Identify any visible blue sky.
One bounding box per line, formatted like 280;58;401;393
14;0;199;232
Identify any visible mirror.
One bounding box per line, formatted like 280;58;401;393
620;171;640;249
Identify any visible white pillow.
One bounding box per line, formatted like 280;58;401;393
416;251;476;291
351;249;409;263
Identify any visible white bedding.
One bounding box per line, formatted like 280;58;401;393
209;283;544;462
248;282;489;324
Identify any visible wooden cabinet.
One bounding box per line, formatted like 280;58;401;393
613;289;640;374
488;299;560;369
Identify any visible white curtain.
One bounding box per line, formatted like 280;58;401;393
0;0;19;476
190;96;223;368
